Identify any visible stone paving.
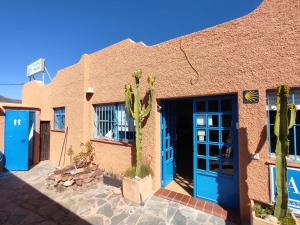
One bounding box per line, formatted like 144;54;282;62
0;161;235;225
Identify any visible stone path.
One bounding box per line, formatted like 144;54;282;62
0;161;235;225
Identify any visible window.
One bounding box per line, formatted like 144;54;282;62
94;103;135;142
266;89;300;161
53;107;65;130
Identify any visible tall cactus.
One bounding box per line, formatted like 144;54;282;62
274;85;297;219
125;69;155;177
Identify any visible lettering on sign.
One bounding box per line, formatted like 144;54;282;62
270;165;300;215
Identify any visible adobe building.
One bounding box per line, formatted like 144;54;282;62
19;0;300;223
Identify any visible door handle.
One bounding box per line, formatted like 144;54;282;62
21;139;26;143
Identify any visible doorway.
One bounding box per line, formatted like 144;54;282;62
161;100;194;195
161;95;239;210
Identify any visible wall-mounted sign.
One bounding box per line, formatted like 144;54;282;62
243;90;259;104
269;165;300;216
27;58;45;77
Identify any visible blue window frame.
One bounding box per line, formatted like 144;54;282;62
53;107;65;130
94;103;135;142
267;89;300;161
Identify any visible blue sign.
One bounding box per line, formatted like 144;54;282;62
270;165;300;215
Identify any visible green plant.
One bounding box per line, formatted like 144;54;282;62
125;69;155;177
124;164;152;179
274;85;297;219
253;202;295;225
73;141;95;167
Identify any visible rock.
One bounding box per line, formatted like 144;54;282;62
76;179;83;186
63;180;74;187
61;175;69;182
89;164;98;171
83;178;93;183
69;168;85;175
264;215;278;223
93;170;102;178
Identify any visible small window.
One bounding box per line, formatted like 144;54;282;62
53;107;65;130
266;89;300;161
94;103;135;142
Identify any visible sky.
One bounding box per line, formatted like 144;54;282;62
0;0;262;100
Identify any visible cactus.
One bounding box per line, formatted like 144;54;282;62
125;69;155;177
274;85;297;219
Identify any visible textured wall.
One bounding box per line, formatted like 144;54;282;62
22;0;300;222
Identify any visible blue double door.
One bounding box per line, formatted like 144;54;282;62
4;110;36;171
161;95;239;210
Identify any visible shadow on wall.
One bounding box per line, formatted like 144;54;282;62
0;171;92;225
221;126;266;224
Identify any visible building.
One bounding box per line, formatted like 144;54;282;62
11;0;299;222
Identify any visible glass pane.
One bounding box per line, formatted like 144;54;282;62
222;130;231;144
222;115;232;128
197;144;206;156
209;130;219;142
196;115;206;126
269;125;276;154
222;161;234;175
197;158;206;170
296;111;300;124
166;150;169;160
196;101;206;112
288;128;295;156
208;115;218;127
209;160;219;173
221;145;233;159
209;145;219;157
269;111;276;124
221;99;232;112
197;130;206;142
208;100;218;112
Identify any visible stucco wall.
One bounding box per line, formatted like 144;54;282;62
22;0;300;222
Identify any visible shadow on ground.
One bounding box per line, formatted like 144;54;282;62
0;169;91;225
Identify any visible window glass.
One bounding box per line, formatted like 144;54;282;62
266;89;300;160
54;108;65;130
94;103;135;142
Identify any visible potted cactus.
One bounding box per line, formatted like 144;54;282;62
122;69;155;204
251;85;296;225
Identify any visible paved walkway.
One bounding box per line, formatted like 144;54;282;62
0;161;235;225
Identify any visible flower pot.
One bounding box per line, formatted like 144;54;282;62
103;174;122;188
122;175;152;204
250;200;297;225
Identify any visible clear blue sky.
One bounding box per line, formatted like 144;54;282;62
0;0;262;100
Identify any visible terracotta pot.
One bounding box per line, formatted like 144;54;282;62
122;175;152;204
250;200;297;225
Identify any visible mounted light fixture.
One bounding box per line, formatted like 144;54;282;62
86;87;94;94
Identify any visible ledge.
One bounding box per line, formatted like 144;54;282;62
266;159;300;169
91;138;134;147
51;129;65;133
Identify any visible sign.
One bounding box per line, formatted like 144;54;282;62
243;90;259;104
270;165;300;215
27;58;45;77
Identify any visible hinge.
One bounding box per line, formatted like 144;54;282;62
236;122;239;130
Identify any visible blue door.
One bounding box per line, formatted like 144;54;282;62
4;110;31;171
193;96;239;210
161;102;176;187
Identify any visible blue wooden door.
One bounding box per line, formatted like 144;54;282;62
4;110;30;171
161;102;176;187
193;96;239;210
